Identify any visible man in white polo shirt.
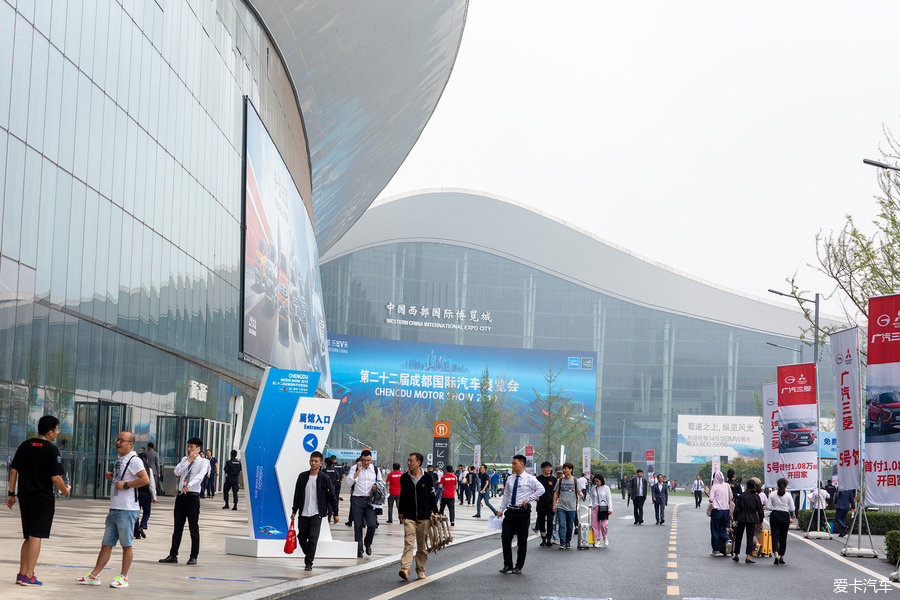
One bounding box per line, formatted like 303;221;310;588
76;431;149;589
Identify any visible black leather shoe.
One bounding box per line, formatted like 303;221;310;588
365;544;372;556
232;506;237;510
222;505;229;509
304;565;313;571
511;568;522;574
357;550;364;558
187;557;197;565
499;566;512;574
159;556;178;563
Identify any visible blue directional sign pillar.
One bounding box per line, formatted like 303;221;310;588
227;368;355;558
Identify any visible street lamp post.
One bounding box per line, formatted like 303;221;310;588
617;417;626;483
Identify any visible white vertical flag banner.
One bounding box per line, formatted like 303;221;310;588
582;447;591;475
473;444;482;468
762;382;779;489
865;294;900;506
829;328;861;489
560;445;566;465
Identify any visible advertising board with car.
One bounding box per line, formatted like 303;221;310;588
241;100;330;395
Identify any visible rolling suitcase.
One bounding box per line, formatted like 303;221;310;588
755;529;772;557
576;503;591;550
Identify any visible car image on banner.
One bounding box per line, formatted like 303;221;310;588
241;100;330;395
778;419;816;452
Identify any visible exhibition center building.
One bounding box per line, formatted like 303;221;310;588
0;0;466;496
320;190;842;481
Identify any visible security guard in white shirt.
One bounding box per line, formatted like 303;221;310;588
496;454;544;574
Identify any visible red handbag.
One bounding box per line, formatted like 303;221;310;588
284;517;297;554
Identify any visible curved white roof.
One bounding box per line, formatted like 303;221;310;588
250;1;468;253
321;188;845;337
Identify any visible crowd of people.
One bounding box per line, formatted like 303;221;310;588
10;417;860;587
6;415;239;588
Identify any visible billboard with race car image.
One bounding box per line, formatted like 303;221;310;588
241;100;330;396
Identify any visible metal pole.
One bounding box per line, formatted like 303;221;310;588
814;293;821;490
618;417;626;482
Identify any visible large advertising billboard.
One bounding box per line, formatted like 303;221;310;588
327;333;597;427
676;415;763;464
241;100;330;395
865;293;900;506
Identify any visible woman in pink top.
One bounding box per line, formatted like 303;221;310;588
709;470;733;557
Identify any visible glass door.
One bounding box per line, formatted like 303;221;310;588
72;401;99;498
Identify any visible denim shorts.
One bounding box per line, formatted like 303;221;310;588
101;509;140;547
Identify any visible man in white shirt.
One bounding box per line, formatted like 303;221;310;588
496;454;545;574
692;475;704;508
349;449;379;557
159;437;209;565
76;431;149;589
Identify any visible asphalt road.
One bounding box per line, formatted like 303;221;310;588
286;498;900;600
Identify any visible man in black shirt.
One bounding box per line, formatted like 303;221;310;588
221;450;242;510
535;461;557;546
321;456;342;520
726;469;742;500
473;465;498;517
7;415;70;586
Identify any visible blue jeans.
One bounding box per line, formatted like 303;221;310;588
556;508;576;546
475;491;496;516
710;508;730;552
102;509;140;547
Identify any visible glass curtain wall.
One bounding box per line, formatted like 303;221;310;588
0;0;309;496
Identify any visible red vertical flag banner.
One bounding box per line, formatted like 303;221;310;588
646;449;655;478
776;363;819;490
829;328;861;489
865;294;900;506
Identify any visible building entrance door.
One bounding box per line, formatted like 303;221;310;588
72;400;132;498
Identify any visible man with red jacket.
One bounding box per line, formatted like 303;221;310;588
385;463;403;523
439;468;458;526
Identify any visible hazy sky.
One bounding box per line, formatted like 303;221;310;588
378;1;900;320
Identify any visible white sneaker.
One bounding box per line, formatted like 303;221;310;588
110;575;129;588
603;537;609;546
594;541;602;547
76;573;101;586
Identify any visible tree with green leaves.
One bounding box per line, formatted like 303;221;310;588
437;367;518;464
526;363;592;466
785;129;900;361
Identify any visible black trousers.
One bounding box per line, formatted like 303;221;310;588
297;515;322;566
536;508;554;541
350;496;376;551
501;508;531;569
170;493;200;558
465;485;475;504
135;491;152;533
733;520;756;556
387;494;400;521
223;477;239;507
694;490;703;507
770;510;790;556
632;495;646;523
440;497;455;523
457;484;465;503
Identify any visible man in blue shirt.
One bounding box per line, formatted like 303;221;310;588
489;469;499;497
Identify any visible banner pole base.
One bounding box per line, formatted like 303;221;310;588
804;531;832;540
840;547;878;558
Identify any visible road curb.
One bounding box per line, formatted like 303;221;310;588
217;529;500;600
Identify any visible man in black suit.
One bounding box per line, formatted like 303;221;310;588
628;469;649;524
651;474;669;524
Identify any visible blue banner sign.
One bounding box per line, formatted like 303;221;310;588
327;334;597;426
